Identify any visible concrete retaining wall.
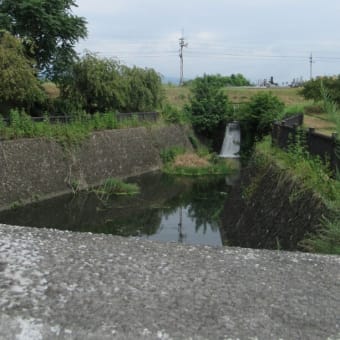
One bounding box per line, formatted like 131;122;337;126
221;162;329;251
0;124;192;210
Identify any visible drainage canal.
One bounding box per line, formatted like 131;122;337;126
0;169;318;251
0;172;232;247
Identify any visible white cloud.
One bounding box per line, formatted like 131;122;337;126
73;0;340;82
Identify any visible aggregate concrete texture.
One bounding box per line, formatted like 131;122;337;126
0;224;339;340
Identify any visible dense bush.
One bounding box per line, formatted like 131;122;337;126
239;92;285;157
185;73;250;87
185;74;231;137
300;76;340;105
241;92;285;138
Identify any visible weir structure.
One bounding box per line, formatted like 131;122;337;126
220;121;241;158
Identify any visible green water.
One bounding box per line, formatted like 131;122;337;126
0;172;231;247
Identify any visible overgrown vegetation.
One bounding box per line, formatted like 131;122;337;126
160;146;233;176
94;178;140;197
300;75;340;105
320;82;340;138
0;109;155;147
256;137;340;255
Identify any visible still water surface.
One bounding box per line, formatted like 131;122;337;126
0;172;232;247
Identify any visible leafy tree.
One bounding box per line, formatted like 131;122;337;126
0;31;45;114
60;52;126;113
0;0;87;78
300;76;340;105
186;74;231;138
60;53;164;114
243;92;285;137
122;66;164;112
239;92;284;156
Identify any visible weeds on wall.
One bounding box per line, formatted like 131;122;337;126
0;109;156;147
160;146;186;164
256;137;340;255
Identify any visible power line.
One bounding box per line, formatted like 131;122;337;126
98;49;340;62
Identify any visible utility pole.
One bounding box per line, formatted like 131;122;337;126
309;52;313;80
179;31;188;86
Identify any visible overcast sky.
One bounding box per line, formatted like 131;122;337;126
74;0;340;84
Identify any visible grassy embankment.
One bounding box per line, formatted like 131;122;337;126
163;85;337;136
256;137;339;255
0;109;165;147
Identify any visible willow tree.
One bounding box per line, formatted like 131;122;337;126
60;52;127;113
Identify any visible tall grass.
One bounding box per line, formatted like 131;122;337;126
0;110;156;147
257;137;340;255
94;178;140;196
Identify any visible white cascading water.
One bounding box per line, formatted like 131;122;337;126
219;122;241;158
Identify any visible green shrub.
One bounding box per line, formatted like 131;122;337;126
162;103;188;124
284;104;305;117
94;178;140;199
238;92;285;158
185;74;232;137
300;75;340;105
160;147;186;164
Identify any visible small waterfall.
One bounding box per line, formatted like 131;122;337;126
219;122;241;158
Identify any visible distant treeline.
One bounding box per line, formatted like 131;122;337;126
184;74;251;87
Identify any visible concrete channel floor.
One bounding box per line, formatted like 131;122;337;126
0;224;339;340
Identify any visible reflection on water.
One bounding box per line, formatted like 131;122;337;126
0;172;229;247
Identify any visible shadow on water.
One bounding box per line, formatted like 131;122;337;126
0;172;230;247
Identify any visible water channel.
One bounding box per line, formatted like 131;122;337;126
0;170;314;251
0;172;235;247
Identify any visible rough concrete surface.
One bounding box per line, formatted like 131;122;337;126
0;224;339;340
0;124;192;210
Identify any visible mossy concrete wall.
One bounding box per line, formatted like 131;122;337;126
0;124;192;210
